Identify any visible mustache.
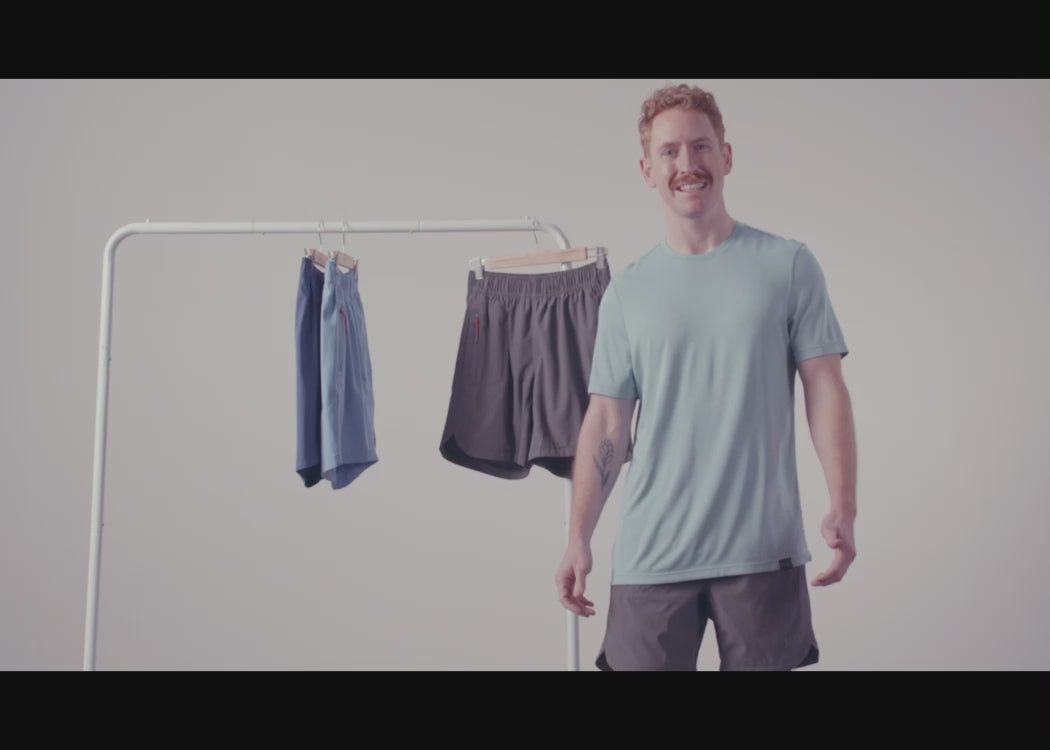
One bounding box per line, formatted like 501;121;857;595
672;172;711;188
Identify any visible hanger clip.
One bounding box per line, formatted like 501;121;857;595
468;257;484;280
589;246;607;268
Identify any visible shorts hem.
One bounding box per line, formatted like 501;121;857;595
322;456;378;489
442;434;585;480
439;436;530;479
440;433;516;462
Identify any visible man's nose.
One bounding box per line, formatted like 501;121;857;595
676;150;700;173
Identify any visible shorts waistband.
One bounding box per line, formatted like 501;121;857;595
325;258;359;292
468;261;610;298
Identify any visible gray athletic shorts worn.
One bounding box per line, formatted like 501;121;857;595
439;261;611;479
597;565;820;671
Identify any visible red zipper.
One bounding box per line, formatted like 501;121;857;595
474;313;479;339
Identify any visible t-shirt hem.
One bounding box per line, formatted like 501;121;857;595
611;554;812;585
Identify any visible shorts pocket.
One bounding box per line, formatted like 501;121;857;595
465;307;484;385
464;299;508;386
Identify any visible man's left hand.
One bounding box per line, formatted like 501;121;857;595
812;512;856;586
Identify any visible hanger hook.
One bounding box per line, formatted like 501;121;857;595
317;221;324;253
342;221;348;253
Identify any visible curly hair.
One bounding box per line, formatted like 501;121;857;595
638;83;726;156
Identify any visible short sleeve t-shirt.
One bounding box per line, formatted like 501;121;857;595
588;222;848;585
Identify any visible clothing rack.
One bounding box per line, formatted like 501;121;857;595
84;217;583;671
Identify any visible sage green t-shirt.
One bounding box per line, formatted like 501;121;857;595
588;222;848;585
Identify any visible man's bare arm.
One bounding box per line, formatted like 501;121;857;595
798;353;857;586
555;394;636;615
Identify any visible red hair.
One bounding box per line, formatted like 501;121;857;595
639;84;726;155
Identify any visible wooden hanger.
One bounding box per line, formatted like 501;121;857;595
306;221;358;273
305;247;358;273
468;247;607;280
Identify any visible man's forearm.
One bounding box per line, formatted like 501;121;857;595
569;407;632;545
804;374;857;518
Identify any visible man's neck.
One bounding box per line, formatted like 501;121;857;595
665;211;736;256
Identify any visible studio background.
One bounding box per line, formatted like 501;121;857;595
1;78;1046;670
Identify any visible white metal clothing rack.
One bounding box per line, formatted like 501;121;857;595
84;217;583;671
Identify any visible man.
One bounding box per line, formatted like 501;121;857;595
555;83;857;671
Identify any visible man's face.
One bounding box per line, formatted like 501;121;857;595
640;107;733;222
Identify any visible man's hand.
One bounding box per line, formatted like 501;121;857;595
811;512;856;586
556;543;596;617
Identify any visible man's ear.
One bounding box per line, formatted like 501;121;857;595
640;157;655;187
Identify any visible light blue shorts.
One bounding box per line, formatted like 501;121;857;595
320;259;378;488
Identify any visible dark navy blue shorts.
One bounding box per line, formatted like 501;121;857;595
295;257;325;487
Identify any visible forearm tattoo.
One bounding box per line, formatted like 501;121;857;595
592;437;614;491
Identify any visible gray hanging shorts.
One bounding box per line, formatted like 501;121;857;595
439;261;611;479
597;565;820;671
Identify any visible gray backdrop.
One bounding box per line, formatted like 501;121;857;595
2;79;1047;670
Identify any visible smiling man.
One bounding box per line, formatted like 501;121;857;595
555;83;858;671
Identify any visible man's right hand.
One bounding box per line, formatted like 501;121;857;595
555;543;596;617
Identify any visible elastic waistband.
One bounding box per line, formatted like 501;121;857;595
468;261;610;298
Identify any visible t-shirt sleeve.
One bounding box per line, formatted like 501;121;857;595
788;244;849;363
588;279;639;399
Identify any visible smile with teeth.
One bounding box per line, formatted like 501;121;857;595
676;180;709;192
